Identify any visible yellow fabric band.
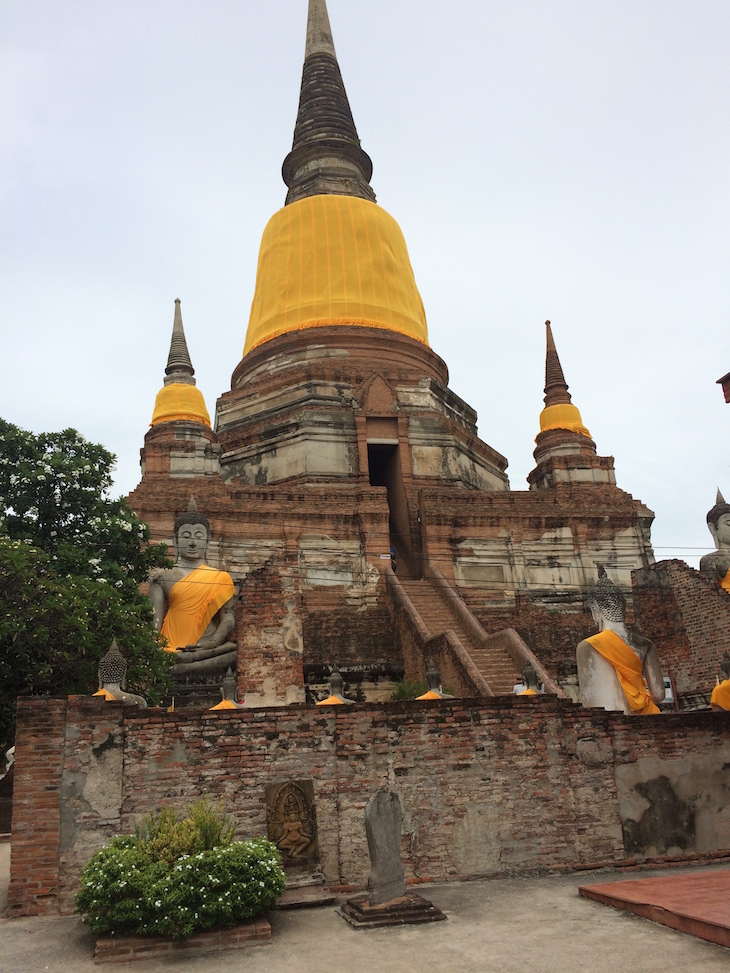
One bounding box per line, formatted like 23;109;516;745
416;690;443;700
538;403;591;438
243;195;429;355
210;699;239;710
316;695;346;705
150;384;211;428
586;630;660;715
721;568;730;593
160;565;235;651
517;688;538;696
711;679;730;710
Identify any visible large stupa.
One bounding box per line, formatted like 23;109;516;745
129;0;654;707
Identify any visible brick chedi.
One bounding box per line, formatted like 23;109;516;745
141;299;220;480
129;0;656;706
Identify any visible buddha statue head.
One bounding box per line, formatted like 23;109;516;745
98;639;128;690
173;496;211;563
522;661;540;693
586;567;626;629
706;490;730;550
425;660;442;694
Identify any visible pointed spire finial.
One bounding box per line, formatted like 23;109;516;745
718;488;726;505
164;299;196;386
282;0;375;205
305;0;337;58
543;320;572;407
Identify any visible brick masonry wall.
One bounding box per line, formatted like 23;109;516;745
464;594;597;680
8;696;730;916
7;698;67;916
633;559;730;695
237;560;304;704
301;581;398;668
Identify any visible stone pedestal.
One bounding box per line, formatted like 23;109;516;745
340;892;446;928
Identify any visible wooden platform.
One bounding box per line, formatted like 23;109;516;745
579;870;730;948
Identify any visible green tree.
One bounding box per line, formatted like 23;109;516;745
0;420;172;747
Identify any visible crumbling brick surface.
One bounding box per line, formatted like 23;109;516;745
633;559;730;695
8;696;729;916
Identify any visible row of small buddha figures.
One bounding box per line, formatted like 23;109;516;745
93;493;730;714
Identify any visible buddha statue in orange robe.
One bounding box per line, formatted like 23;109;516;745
149;498;237;678
700;491;730;593
577;568;665;715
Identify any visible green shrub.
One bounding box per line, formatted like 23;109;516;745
391;680;427;700
76;800;285;939
134;797;235;865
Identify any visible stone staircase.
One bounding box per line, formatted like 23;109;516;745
396;577;518;695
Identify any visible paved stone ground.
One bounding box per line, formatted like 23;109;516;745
1;843;727;973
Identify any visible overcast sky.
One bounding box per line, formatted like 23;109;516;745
2;1;729;568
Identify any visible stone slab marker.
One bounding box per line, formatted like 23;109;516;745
341;789;446;928
366;790;407;905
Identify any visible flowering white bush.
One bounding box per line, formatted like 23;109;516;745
75;801;285;940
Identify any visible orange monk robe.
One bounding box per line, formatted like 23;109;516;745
585;630;661;715
721;568;730;593
711;679;730;711
210;699;240;711
92;688;116;701
160;564;235;651
517;688;538;696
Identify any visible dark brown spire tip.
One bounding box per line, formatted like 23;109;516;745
543;320;572;407
282;0;375;205
164;299;196;384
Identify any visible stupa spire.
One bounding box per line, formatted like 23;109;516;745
543;320;572;407
149;300;211;428
536;321;591;439
165;299;195;386
305;0;336;58
282;0;375;205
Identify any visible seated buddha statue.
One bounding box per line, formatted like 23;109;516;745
577;568;665;715
149;497;237;678
700;490;730;592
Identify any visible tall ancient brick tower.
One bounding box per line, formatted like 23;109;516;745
130;0;655;705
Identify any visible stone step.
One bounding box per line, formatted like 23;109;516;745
396;577;521;697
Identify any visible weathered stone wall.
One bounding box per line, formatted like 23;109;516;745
633;559;730;696
8;695;730;917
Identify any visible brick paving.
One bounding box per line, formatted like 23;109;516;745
580;869;730;948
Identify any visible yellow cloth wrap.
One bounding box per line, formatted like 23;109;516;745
150;383;211;428
243;195;429;355
160;565;235;651
721;568;730;593
93;688;116;700
586;630;660;715
517;688;538;696
210;699;239;711
316;695;346;705
711;680;730;710
538;403;591;438
416;690;443;700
